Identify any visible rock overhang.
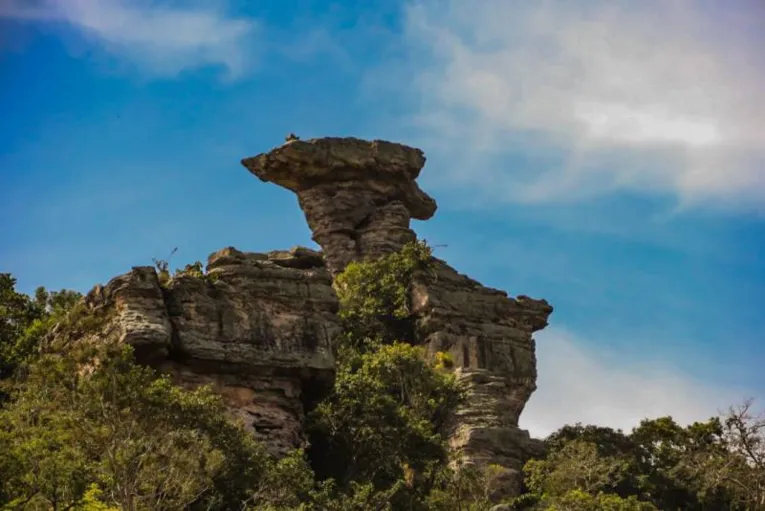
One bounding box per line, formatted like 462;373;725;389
241;136;438;220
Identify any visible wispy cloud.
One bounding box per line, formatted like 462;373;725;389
393;0;765;213
521;327;751;437
0;0;256;78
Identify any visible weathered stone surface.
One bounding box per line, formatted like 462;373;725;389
70;135;552;498
242;137;437;274
414;262;552;496
247;136;553;498
84;266;173;362
80;246;340;456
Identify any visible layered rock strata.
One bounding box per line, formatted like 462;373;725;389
67;135;552;498
412;263;552;495
79;246;340;456
242;137;553;495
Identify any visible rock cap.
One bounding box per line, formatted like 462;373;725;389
241;136;437;220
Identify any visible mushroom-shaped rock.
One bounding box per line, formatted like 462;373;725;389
242;137;437;274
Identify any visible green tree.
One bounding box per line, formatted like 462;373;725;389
542;489;658;511
424;462;508;511
525;440;632;498
334;240;433;346
309;342;460;502
0;275;82;394
308;241;465;509
0;341;299;510
0;273;46;383
523;414;756;511
33;287;82;316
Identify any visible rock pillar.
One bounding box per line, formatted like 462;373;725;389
242;137;436;274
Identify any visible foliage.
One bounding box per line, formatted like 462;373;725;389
542;490;659;511
525;440;631;497
0;342;294;510
308;341;461;506
307;241;466;509
520;411;765;511
45;301;114;351
174;261;205;279
152;247;177;286
712;401;765;509
0;273;46;382
334;240;433;346
172;261;221;284
433;351;454;371
0;274;82;398
424;462;508;511
74;485;121;511
154;250;216;286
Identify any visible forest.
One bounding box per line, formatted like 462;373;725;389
1;243;763;510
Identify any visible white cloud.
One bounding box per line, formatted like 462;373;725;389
0;0;255;78
521;327;749;437
397;0;765;212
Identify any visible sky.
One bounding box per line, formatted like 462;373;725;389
0;0;763;437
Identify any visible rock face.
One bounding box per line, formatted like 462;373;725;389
244;137;553;496
412;264;552;495
72;136;551;498
82;246;340;456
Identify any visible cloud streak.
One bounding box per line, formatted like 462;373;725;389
521;327;750;437
0;0;255;78
396;0;765;212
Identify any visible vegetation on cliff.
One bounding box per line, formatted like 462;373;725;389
1;245;764;510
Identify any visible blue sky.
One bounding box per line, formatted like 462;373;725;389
1;0;763;435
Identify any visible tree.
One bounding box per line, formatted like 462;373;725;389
0;275;82;392
525;440;631;497
424;462;508;511
307;241;466;509
333;240;433;346
700;401;765;510
0;341;298;510
0;273;46;383
308;342;460;505
522;414;758;511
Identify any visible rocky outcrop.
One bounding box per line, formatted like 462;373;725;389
244;136;553;496
242;137;437;275
68;136;551;499
412;263;551;495
81;246;340;456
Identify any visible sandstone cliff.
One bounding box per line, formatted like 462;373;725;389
71;136;552;498
77;246;339;456
243;137;553;494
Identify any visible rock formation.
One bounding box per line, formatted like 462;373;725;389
243;136;553;495
79;246;340;456
69;136;551;499
242;137;436;275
